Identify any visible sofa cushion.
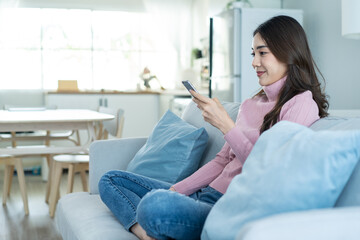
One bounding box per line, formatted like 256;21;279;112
236;207;360;240
56;193;138;240
182;101;240;167
126;110;208;184
202;121;360;240
310;117;360;206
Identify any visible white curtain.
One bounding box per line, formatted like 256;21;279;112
143;0;193;88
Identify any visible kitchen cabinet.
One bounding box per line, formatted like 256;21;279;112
46;92;160;138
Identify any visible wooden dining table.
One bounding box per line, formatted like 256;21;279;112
0;108;115;211
0;109;114;156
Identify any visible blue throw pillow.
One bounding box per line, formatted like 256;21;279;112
126;110;208;184
202;121;360;240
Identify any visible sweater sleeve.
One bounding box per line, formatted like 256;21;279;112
172;142;232;195
279;90;320;126
223;126;253;165
222;98;259;165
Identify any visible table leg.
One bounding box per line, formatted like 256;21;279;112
6;165;15;197
45;155;53;203
49;161;63;218
2;164;12;204
67;164;75;194
14;158;29;215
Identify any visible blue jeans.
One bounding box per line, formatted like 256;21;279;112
98;170;223;240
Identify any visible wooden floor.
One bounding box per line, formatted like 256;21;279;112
0;171;86;240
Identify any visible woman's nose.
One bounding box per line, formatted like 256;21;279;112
252;56;260;69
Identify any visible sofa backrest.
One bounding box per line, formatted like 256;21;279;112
182;101;240;168
182;101;360;208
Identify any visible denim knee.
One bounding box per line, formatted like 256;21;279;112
137;189;175;216
98;170;122;196
137;189;213;240
137;189;175;239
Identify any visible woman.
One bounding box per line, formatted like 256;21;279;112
98;15;329;240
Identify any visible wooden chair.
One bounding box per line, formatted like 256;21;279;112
1;155;29;215
48;107;124;217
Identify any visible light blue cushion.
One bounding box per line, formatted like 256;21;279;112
126;110;208;184
202;121;360;240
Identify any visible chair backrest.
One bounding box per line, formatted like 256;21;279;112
98;107;125;139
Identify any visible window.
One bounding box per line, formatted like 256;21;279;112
0;8;42;89
0;8;184;90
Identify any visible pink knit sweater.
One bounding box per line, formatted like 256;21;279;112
172;77;320;195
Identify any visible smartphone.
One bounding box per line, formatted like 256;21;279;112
182;80;198;94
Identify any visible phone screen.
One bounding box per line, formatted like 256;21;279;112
182;80;198;94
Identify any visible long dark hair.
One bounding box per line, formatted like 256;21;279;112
253;15;329;133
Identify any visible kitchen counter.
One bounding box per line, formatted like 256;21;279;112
47;90;161;95
47;88;209;96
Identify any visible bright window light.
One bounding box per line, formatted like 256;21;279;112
0;8;181;90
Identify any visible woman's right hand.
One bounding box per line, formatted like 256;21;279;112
190;90;235;135
169;187;176;192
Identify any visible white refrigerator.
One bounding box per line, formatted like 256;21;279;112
209;7;303;102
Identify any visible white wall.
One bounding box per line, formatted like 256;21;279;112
284;0;360;109
191;0;282;47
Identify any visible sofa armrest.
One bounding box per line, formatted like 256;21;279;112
89;137;147;194
236;207;360;240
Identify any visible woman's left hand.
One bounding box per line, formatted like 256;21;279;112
190;90;235;135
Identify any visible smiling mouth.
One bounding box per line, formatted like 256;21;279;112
257;71;265;77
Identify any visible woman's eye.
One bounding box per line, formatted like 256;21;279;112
260;51;267;56
250;52;255;57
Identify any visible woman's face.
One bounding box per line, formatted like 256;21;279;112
251;33;287;86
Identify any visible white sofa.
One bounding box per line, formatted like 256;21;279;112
55;101;360;240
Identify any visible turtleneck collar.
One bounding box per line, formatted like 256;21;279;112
262;76;287;102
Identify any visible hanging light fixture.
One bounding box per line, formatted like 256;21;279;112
342;0;360;39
